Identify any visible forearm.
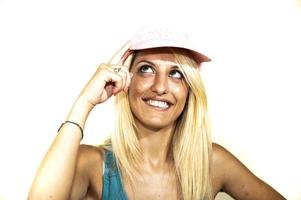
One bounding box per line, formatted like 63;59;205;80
28;100;93;199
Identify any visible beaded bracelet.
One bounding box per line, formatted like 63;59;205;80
57;121;84;140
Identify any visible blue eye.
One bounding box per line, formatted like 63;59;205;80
170;70;183;79
139;65;153;73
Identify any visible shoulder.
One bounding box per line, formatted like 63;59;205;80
77;144;105;175
211;143;245;186
70;144;105;199
211;142;253;191
78;144;105;163
212;142;229;163
211;143;286;200
212;143;238;170
211;143;236;194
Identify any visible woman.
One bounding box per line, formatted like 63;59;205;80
28;28;286;200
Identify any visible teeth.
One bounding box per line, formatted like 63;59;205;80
147;99;169;109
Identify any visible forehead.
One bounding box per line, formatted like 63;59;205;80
133;48;176;63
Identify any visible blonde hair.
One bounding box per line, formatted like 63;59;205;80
102;48;213;200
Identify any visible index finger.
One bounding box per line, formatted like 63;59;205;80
108;41;131;65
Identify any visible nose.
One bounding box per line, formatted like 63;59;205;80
150;73;169;95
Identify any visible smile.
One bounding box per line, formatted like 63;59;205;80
144;99;170;110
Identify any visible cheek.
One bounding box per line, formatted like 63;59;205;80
173;87;183;93
172;84;189;103
129;76;152;96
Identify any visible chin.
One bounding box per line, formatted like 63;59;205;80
137;117;176;131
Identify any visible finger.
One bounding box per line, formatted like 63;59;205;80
116;69;127;91
122;53;134;68
120;67;130;92
104;63;131;94
107;71;124;95
109;41;131;65
117;65;131;92
124;68;131;92
101;65;124;93
110;64;130;90
113;73;128;94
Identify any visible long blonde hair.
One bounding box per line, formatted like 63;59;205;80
103;47;213;200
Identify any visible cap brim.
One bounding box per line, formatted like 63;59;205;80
130;39;211;63
121;40;211;66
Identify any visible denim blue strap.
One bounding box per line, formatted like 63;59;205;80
101;151;128;200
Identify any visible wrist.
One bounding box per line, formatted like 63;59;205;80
58;121;84;140
65;99;94;129
74;97;95;111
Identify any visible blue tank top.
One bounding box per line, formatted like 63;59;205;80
101;150;128;200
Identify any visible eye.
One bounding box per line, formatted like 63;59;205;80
169;69;183;79
139;64;154;73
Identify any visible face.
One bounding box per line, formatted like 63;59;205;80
128;48;189;131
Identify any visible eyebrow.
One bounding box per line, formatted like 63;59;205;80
136;60;180;69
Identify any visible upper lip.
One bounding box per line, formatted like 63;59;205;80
142;96;174;105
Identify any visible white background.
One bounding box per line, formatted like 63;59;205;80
0;0;300;199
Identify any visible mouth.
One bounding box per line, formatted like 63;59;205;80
142;98;173;110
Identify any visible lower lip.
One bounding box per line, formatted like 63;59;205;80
143;100;171;111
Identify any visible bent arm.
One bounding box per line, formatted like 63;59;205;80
213;143;286;200
28;99;94;200
28;42;133;200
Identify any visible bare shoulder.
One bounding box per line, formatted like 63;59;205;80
78;144;105;167
212;142;232;165
77;144;105;184
211;143;286;200
69;144;105;199
211;143;235;195
211;143;247;189
75;144;105;178
211;143;242;173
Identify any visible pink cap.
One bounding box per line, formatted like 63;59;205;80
122;27;211;66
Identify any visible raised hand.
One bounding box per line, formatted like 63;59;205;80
76;41;134;108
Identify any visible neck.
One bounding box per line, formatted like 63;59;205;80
135;121;176;169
